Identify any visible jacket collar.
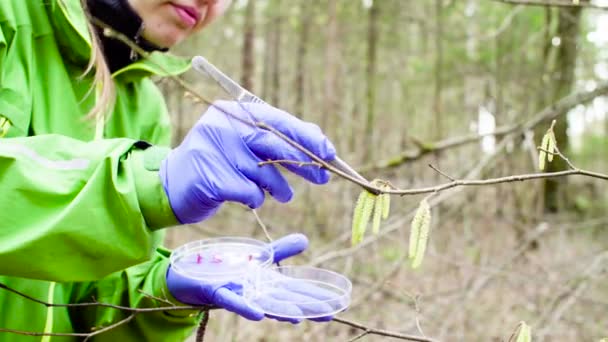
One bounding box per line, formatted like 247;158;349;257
50;0;190;80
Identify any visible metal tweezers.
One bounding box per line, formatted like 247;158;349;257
192;55;368;184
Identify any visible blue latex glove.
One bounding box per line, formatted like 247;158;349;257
160;101;336;224
166;234;334;324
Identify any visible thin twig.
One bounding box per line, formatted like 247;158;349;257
0;314;136;340
0;282;212;313
0;329;89;338
258;159;323;168
137;289;174;306
333;317;440;342
251;209;273;242
83;314;136;342
195;309;211;342
348;330;371;342
428;164;455;181
553;146;577;170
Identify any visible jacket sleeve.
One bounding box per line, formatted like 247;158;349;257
0;135;180;281
68;249;202;341
0;6;181;281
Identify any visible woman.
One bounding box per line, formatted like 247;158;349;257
0;0;337;340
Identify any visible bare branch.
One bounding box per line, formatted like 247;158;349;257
387;168;608;196
333;317;439;342
428;164;456;181
84;314;136;342
492;0;608;10
258;159;323;168
137;289;174;307
0;282;212;313
364;81;608;172
195;310;211;342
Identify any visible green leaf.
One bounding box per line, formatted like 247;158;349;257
409;200;431;269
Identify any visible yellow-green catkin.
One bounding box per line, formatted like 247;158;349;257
515;322;531;342
372;196;383;235
538;133;551;171
409;200;431;269
547;132;556;162
381;191;390;220
351;191;375;245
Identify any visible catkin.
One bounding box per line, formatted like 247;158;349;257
409;199;431;269
372;196;383;235
515;322;531;342
351;191;375;245
538;133;550;171
547;132;556;162
381;192;390;220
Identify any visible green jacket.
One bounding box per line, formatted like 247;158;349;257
0;1;200;340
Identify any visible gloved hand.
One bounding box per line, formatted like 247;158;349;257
166;234;334;324
160;101;336;224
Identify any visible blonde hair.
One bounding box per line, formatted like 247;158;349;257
81;0;116;121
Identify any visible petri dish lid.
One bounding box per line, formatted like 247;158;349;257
243;266;352;319
170;237;274;281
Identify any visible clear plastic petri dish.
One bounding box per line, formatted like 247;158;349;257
170;237;274;282
244;266;352;319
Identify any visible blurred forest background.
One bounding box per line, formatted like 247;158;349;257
161;0;608;341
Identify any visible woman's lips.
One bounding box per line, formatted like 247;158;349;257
171;4;201;27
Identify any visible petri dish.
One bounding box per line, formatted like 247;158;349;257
244;266;352;319
170;237;274;282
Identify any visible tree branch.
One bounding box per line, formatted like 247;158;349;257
333;317;439;342
492;0;608;10
0;282;211;313
363;81;608;172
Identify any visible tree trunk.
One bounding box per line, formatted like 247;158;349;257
433;0;443;140
294;1;311;118
543;7;582;213
270;0;282;107
241;0;255;91
364;0;379;162
321;0;340;132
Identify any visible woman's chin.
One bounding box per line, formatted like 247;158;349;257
144;28;187;49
